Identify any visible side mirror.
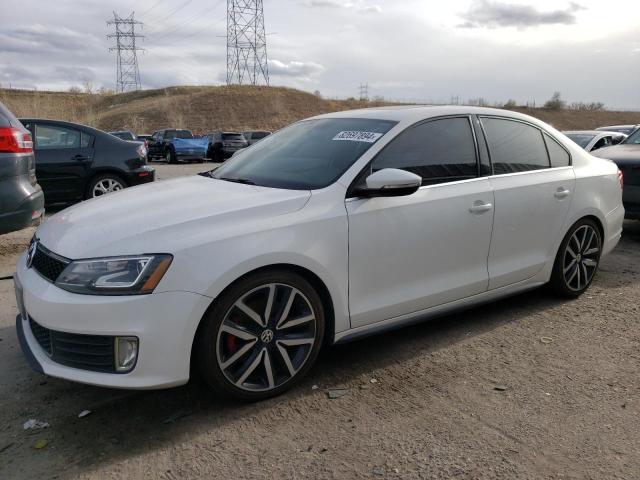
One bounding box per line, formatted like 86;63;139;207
355;168;422;198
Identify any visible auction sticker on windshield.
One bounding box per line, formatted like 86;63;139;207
332;131;383;143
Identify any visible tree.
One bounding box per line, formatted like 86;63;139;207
503;99;517;109
544;92;566;110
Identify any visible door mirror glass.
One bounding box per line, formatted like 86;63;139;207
356;168;422;197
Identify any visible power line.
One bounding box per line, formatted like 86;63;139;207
227;0;269;86
138;0;166;17
107;12;144;92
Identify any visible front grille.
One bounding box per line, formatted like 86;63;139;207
28;317;117;373
31;243;70;283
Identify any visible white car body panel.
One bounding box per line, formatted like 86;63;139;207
346;177;494;327
487;167;575;289
14;106;624;389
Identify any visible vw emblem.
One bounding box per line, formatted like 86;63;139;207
260;329;274;343
26;239;38;269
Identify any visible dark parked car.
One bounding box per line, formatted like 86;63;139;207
596;125;639;136
147;129;208;163
205;131;248;161
20;119;155;205
592;128;640;219
0;103;44;235
242;130;271;145
109;130;137;141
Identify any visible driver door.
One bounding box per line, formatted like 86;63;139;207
346;117;495;328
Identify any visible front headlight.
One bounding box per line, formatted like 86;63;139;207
55;254;172;295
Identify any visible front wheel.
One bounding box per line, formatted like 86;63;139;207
549;218;602;298
196;270;325;401
165;149;177;164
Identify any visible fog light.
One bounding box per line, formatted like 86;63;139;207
115;337;138;372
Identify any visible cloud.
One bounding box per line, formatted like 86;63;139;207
459;1;585;29
268;59;325;81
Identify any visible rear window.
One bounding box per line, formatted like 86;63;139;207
223;134;245;141
176;130;193;139
0;102;22;128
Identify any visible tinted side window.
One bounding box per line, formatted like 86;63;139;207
543;133;570;167
34;125;81;150
165;130;176;140
372;117;478;185
481;118;550;174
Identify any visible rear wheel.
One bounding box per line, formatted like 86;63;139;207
549;218;602;298
196;270;325;401
86;173;126;199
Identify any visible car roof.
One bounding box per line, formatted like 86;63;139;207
596;124;638;130
563;130;618;136
309;105;555;128
20;118;103;134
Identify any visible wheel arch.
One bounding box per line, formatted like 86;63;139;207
189;262;337;376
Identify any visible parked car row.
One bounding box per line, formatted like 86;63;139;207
562;124;639;220
112;128;272;163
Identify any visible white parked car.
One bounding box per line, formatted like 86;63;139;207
14;107;624;400
563;130;627;152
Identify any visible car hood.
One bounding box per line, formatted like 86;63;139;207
591;144;640;166
36;175;311;259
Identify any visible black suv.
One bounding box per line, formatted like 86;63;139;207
0;102;44;235
205;131;249;161
20;119;155;205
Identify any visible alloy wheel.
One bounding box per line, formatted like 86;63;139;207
562;224;601;292
216;283;318;392
92;178;124;197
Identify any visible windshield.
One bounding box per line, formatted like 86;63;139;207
212;118;397;190
565;133;595;148
623;129;640;144
176;130;193;139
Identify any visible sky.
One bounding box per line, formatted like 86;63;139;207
1;0;639;109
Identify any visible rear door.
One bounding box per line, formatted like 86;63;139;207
480;117;575;289
25;122;94;203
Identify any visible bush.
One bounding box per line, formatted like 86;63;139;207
569;102;605;111
503;99;517;109
544;92;566;110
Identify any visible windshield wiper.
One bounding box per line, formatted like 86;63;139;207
218;176;256;185
198;170;215;178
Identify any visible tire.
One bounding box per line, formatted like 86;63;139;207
165;149;177;164
196;269;325;401
549;218;603;298
85;173;127;200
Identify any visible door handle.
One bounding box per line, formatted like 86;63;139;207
554;187;571;199
469;201;493;214
73;154;91;161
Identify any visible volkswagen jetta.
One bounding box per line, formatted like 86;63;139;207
14;107;624;400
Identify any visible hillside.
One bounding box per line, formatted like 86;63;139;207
1;85;639;134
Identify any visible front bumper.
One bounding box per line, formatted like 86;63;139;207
14;253;212;389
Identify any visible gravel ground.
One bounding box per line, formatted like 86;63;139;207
0;163;639;479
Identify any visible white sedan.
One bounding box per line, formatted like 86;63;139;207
14;106;624;400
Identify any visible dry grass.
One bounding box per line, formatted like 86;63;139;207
1;85;639;134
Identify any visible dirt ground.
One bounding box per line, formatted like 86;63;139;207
0;163;639;479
